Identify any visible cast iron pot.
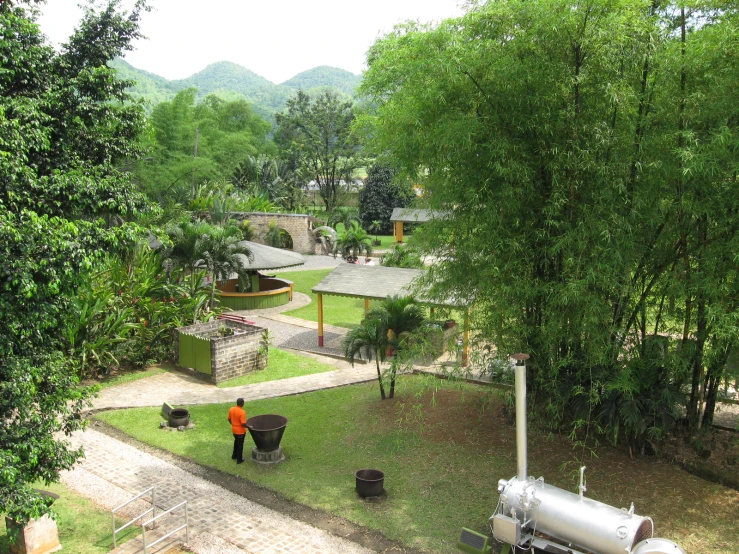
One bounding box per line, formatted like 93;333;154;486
355;469;384;497
247;414;288;452
168;408;190;428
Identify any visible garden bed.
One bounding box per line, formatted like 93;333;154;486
96;376;738;554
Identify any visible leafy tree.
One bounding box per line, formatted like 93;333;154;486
359;164;413;234
360;0;739;445
342;318;389;400
0;0;151;524
275;90;362;211
138;89;272;203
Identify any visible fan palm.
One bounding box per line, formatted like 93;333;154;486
342;317;389;400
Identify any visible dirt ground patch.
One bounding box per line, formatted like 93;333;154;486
368;386;738;552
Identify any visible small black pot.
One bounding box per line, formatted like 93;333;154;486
168;408;190;427
355;469;384;497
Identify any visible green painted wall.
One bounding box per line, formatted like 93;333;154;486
178;333;212;374
218;290;290;311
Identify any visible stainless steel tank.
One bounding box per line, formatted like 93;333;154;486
497;475;652;554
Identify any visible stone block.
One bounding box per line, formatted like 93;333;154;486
6;515;62;554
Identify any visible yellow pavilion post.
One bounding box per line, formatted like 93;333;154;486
394;221;404;243
364;298;370;318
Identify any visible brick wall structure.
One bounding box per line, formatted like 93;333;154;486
229;212;320;255
174;320;268;385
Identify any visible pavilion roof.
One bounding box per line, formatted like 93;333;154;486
234;241;305;271
312;264;461;307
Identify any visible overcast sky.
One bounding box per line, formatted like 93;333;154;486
37;0;466;84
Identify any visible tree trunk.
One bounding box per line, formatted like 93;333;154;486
701;344;730;427
375;353;387;400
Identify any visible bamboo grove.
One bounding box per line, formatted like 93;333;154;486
359;0;739;448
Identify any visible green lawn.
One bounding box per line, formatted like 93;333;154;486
95;376;737;554
279;268;376;328
217;348;336;388
0;481;137;553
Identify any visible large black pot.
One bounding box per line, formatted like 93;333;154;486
168;408;190;428
355;469;384;498
247;414;288;452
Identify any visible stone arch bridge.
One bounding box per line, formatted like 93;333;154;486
229;212;321;255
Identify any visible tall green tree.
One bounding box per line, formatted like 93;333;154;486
0;0;151;524
139;89;272;205
275;90;362;211
359;163;413;234
359;0;739;445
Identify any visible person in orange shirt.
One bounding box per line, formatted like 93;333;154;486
227;398;247;464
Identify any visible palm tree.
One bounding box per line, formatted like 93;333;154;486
370;295;425;398
197;224;253;308
328;206;360;231
166;220;214;295
342;317;389;400
332;222;373;260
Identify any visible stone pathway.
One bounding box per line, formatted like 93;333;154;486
91;355;375;410
61;428;374;554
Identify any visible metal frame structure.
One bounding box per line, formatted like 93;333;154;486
111;486;156;548
141;501;189;554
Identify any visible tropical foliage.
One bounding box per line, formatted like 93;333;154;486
0;0;150;524
360;0;739;447
331;222;374;260
344;296;426;399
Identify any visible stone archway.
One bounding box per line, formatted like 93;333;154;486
229;212;317;254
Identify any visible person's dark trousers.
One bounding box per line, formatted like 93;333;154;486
232;432;246;463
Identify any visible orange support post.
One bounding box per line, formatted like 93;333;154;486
394;221;404;243
317;293;324;347
364;298;370;318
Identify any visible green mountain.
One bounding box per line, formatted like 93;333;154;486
108;59;360;116
281;65;361;96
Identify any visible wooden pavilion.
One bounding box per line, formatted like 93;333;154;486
311;264;471;363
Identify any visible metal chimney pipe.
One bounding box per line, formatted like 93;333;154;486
511;353;530;482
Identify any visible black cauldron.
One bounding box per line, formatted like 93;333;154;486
247;414;288;452
168;408;190;428
355;469;384;497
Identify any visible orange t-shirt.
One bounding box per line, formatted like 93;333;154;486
228;406;247;435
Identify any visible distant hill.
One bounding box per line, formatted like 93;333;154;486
281;66;361;96
108;59;361;117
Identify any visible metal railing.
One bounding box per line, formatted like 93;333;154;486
111;486;156;548
141;501;189;554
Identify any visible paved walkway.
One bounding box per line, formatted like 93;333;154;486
62;428;374;554
92;353;375;410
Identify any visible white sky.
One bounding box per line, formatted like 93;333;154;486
37;0;466;84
